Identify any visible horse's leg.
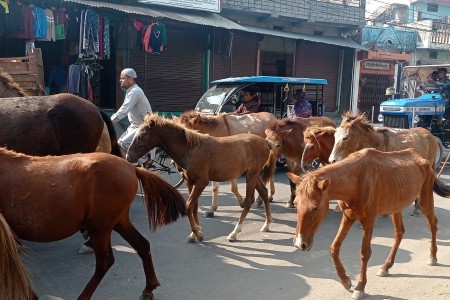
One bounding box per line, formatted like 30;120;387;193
205;182;219;218
114;216;159;299
285;159;297;208
77;232;115;300
418;183;438;266
185;182;208;243
377;212;404;277
329;213;355;291
227;173;258;241
255;178;271;232
230;179;244;207
352;215;376;300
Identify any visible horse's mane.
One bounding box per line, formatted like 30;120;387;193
305;125;336;137
178;110;224;128
0;72;28;97
340;111;375;132
145;114;210;146
269;118;299;132
298;148;368;197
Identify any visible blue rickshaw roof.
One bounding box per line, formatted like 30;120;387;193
211;76;328;85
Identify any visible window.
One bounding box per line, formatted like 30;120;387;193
427;3;438;13
429;50;438;59
314;31;323;36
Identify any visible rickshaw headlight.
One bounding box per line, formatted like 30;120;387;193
377;114;383;122
413;115;421;124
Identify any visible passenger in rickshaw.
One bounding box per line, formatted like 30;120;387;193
429;67;450;102
292;88;312;118
233;89;260;115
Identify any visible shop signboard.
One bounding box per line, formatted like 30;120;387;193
139;0;220;12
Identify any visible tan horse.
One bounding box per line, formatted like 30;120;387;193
0;72;115;155
265;116;336;207
176;110;277;217
301;126;336;172
0;148;186;299
127;114;274;242
0;212;37;300
329;111;442;169
288;148;448;300
329;111;443;214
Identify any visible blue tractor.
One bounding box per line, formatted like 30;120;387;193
378;64;450;150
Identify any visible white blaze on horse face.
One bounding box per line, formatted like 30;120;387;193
329;127;347;163
294;233;302;248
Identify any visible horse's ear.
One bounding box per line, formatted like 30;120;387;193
287;172;302;184
318;179;330;191
172;115;179;123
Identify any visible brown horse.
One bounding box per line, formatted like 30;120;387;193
175;110;277;216
0;212;37;300
0;72;120;156
127;114;273;242
265;116;336;207
288;148;448;300
301;126;336;172
0;148;186;299
329;111;442;169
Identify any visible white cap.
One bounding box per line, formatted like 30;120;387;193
121;68;137;79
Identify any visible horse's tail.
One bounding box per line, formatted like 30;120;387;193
99;109;123;157
433;177;450;198
0;213;37;300
261;150;276;185
135;167;186;230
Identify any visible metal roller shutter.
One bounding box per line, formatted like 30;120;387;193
129;29;206;112
211;32;257;81
295;40;340;112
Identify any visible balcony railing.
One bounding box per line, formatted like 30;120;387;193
221;0;365;27
431;22;450;45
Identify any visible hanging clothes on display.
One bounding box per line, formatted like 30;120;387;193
44;8;55;41
116;19;138;49
0;1;23;37
143;20;167;54
53;8;67;40
33;6;47;39
15;3;34;39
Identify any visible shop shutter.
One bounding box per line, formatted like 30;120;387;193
295;41;340;112
129;29;206;113
211;32;257;81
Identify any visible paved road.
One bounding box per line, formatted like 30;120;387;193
22;155;450;300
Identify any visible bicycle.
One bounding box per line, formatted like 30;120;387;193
142;148;184;188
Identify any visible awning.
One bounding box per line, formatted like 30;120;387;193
63;0;246;31
243;25;367;50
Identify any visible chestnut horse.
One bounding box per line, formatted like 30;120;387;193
127;114;273;242
176;110;277;216
329;112;443;214
265;116;336;207
301;126;336;172
0;212;37;300
288;148;448;300
0;72;120;156
0;148;186;299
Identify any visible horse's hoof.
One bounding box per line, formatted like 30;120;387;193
285;202;295;208
260;224;270;232
139;292;154;300
269;196;273;203
204;211;215;218
341;276;352;290
226;234;237;242
185;232;196;243
256;200;263;207
428;257;438;266
210;205;218;212
376;268;388;277
412;209;422;217
196;232;204;243
351;290;364;300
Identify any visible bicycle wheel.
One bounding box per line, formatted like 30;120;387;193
147;148;184;188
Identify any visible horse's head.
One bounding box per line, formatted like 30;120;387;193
329;112;369;164
127;114;160;163
265;128;292;157
301;128;322;171
287;172;330;251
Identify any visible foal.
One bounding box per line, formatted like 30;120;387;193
127;114;273;242
289;148;446;300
